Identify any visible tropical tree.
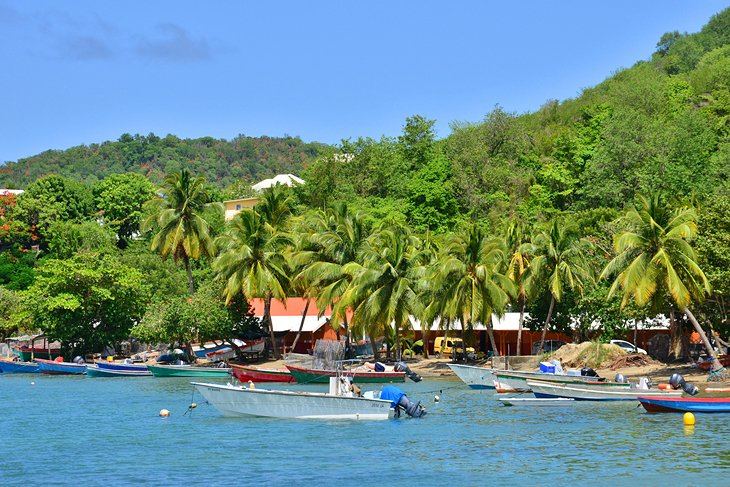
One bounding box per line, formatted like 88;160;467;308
505;221;531;355
339;223;422;361
526;218;594;355
214;208;290;360
143;169;220;295
93;172;156;247
433;224;514;358
600;192;724;373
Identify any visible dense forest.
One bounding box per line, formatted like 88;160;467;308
1;8;728;365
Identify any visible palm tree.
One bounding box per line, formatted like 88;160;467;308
339;224;423;361
526;218;594;355
213;209;290;360
601;193;723;373
144;169;220;295
433;224;514;358
505;221;531;356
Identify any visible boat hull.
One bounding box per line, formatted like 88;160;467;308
498;397;575;406
230;364;295;383
0;359;40;374
193;382;394;419
86;365;152;377
446;363;500;389
528;380;684;401
494;371;610;393
14;347;61;362
285;365;405;384
638;396;730;413
147;364;231;377
96;361;149;372
35;358;87;375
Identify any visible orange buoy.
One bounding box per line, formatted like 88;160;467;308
658;383;672;390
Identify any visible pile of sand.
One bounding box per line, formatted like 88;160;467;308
550;341;644;369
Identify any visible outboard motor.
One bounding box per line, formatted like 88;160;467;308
581;367;598;377
669;373;699;396
394;361;422;382
614;373;628;384
73;356;85;365
379;385;427;418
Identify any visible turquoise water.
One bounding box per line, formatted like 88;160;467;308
1;374;729;486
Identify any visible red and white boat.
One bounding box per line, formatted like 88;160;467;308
230;363;295;383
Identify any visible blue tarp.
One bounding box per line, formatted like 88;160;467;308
379;385;406;407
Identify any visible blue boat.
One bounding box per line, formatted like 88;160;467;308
0;359;40;374
95;361;149;372
35;358;87;375
638;396;730;413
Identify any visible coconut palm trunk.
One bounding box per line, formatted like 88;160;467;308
516;298;526;356
290;298;310;353
263;294;280;360
485;315;499;357
537;295;556;355
684;308;723;372
184;255;195;295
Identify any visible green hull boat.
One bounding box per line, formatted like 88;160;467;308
147;364;232;378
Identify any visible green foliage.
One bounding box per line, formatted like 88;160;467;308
24;254;150;358
46;221;117;259
93;172;156;245
0;286;23;338
0;251;36;290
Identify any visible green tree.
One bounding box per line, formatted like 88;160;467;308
23;254;149;358
600;193;723;373
94;172;156;247
526;218;594;354
143;169;221;295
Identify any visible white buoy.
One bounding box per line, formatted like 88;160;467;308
434;395;440;402
159;409;170;417
30;382;35;385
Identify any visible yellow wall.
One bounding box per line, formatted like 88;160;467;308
223;197;259;220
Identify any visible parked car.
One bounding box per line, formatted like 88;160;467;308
531;340;567;355
610;339;647;355
434;337;475;359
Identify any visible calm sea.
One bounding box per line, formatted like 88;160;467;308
1;374;728;486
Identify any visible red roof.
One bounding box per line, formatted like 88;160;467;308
249;297;352;319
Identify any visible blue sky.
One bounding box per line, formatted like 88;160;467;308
0;1;727;163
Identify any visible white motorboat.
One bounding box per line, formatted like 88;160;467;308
526;379;685;401
446;363;504;389
193;376;426;420
498;397;575;406
493;370;611;393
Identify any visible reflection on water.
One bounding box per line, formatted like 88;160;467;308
1;374;729;485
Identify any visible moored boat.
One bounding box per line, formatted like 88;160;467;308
0;358;40;374
86;364;152;377
285;364;405;384
95;361;149;372
446;363;503;389
696;355;730;370
498;397;575;406
527;379;684;401
35;358;87;375
147;363;232;378
230;363;295;383
193;377;426;420
494;370;608;393
13;345;62;362
638;396;730;413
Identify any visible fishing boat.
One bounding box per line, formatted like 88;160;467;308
35;358;87;375
493;370;608;393
285;364;405;384
193;376;426;420
446;363;504;389
230;363;295;383
95;361;149;372
696;355;730;370
0;358;40;374
147;363;232;378
86;364;152;377
527;380;684;401
498;397;575;406
638;396;730;413
13;345;61;362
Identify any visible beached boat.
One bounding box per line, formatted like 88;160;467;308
285;364;405;384
95;361;149;372
13;345;62;362
193;377;426;420
35;358;87;375
638;396;730;413
493;370;609;393
696;355;730;370
527;380;684;401
498;397;575;406
446;363;503;389
86;364;152;377
147;363;231;378
230;363;295;383
0;358;40;374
